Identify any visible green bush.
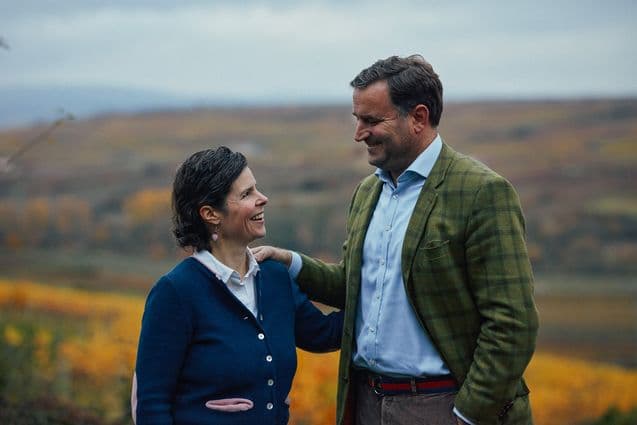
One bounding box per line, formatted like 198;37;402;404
0;396;108;425
587;406;637;425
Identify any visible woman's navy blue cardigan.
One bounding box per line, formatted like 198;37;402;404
134;258;343;425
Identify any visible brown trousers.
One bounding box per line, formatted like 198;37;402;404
354;372;459;425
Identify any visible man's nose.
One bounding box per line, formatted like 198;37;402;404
354;122;369;143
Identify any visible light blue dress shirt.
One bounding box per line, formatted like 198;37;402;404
289;135;473;424
291;135;448;377
352;135;449;377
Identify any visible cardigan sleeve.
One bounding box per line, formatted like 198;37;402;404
290;276;343;353
134;276;193;425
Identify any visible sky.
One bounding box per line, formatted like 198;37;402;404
1;0;636;105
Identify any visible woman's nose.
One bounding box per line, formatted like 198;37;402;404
257;190;268;205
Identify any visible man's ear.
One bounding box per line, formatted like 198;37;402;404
199;205;222;225
410;104;430;134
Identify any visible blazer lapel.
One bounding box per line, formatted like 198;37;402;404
401;143;455;285
347;177;383;302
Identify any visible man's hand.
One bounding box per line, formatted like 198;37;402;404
251;245;293;267
456;416;470;425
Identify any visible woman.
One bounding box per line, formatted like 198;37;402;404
133;146;342;425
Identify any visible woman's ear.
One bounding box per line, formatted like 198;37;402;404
199;205;222;225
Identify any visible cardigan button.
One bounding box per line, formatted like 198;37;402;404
258;333;265;340
266;355;273;362
267;379;274;386
266;402;274;410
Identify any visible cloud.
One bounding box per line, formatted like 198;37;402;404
1;0;636;101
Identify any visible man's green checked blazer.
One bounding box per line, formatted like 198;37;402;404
296;142;539;425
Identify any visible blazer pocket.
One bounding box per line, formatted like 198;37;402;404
419;239;450;260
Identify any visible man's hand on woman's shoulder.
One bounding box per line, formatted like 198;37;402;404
251;245;293;267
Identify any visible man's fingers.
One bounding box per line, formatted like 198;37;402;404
250;246;269;262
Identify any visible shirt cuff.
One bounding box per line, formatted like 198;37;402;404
288;251;302;279
453;407;476;425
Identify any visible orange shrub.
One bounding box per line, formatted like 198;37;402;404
527;353;637;425
1;278;636;424
122;188;171;225
290;350;339;425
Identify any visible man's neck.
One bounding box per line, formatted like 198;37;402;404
388;131;438;183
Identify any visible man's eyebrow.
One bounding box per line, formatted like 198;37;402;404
353;113;377;120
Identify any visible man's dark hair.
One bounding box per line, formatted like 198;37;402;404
350;54;443;127
172;146;247;252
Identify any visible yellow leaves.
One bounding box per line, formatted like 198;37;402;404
60;329;128;385
34;328;53;346
1;283;29;309
0;278;143;320
34;328;53;376
122;188;171;225
0;279;143;385
3;324;23;346
527;353;637;425
1;277;636;424
289;350;339;425
0;278;143;420
288;351;637;425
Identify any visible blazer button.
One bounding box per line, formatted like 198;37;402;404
266;355;273;362
258;333;265;340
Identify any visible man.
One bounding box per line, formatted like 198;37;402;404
253;54;538;425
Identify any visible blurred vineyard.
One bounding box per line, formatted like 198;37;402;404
1;278;636;425
1;100;636;278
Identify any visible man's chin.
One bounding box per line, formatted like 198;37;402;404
367;156;384;169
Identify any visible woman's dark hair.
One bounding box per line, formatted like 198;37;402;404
172;146;247;251
350;54;443;127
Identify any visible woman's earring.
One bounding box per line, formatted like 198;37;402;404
212;225;219;242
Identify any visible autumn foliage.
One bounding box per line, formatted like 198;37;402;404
1;279;636;425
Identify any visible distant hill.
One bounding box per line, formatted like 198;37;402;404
0;85;198;129
0;99;635;276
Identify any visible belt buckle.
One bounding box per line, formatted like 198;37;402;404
371;375;384;396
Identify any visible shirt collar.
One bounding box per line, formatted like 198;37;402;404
375;134;443;185
192;249;260;284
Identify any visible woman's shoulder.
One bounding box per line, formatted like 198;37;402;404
156;257;211;292
257;259;290;279
258;259;297;298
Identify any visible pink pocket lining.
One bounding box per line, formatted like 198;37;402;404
205;398;254;412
